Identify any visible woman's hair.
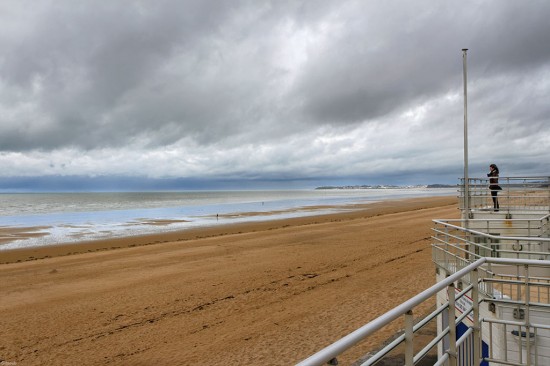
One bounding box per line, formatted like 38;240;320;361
490;164;499;173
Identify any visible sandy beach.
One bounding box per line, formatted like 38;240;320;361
0;196;458;365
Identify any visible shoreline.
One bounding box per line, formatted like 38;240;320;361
0;195;459;365
0;196;456;264
0;188;456;252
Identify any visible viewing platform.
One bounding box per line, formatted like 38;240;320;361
297;176;550;366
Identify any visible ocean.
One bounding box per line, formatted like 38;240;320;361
0;188;455;250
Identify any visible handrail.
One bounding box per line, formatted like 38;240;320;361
432;219;550;243
295;258;487;366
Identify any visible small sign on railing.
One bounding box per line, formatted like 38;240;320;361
447;287;474;323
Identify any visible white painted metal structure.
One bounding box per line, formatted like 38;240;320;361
296;177;550;365
462;48;470;219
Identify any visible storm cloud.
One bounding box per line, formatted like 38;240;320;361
1;0;549;187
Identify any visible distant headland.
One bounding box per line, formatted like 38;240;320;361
315;184;455;190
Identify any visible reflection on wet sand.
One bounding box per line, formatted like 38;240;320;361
0;226;51;245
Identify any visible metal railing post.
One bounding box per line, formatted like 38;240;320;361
405;310;414;365
524;264;531;366
446;224;451;269
447;283;457;366
472;268;481;365
487;261;493;296
505;177;510;214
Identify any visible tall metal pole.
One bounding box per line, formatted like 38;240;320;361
462;49;469;220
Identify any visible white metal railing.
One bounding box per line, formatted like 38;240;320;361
296;258;550;366
432;219;550;262
434;216;550;239
459;176;550;212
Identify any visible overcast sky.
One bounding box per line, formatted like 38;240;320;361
1;0;549;189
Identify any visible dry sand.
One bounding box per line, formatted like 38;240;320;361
0;196;458;365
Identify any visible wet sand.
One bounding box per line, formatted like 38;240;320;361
0;196;458;365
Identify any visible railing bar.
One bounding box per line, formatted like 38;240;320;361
433;241;550;256
486;298;550;309
455;284;474;300
432;246;482;262
489;273;550;281
484;279;550;287
432;352;449;366
497;249;549;256
359;335;405;366
432;246;479;261
484;318;550;330
432;231;473;246
483;357;523;366
455;309;471;326
433;245;482;261
432;237;470;250
455;327;473;347
488;258;550;266
413;303;448;330
526;322;550;331
412;331;446;365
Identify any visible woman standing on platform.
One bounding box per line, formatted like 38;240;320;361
488;163;501;211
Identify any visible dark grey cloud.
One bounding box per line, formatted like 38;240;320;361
0;0;549;183
293;1;550;125
1;0;243;149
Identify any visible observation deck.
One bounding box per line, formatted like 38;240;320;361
297;176;550;366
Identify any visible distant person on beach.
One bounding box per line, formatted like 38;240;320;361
487;163;501;211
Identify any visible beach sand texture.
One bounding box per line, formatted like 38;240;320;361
0;196;458;365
